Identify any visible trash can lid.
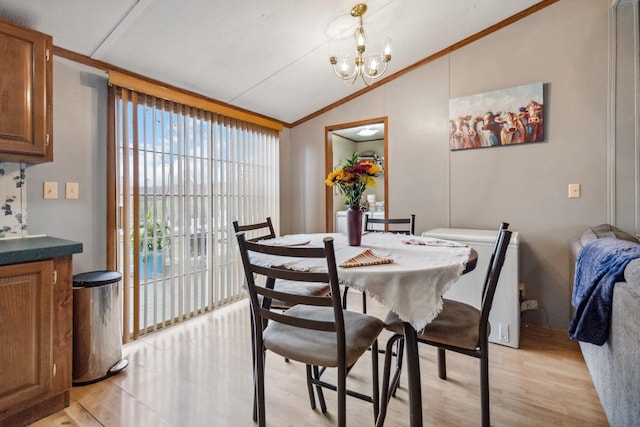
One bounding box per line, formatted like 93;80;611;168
73;270;122;287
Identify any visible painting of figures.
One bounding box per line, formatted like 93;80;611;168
449;82;544;150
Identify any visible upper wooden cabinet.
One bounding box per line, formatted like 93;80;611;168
0;18;53;163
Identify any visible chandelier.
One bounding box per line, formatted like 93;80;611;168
329;3;392;87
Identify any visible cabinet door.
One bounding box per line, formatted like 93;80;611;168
0;19;53;162
0;260;53;415
51;256;72;396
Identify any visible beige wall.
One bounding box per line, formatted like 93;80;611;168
283;0;635;329
26;58;108;272
18;0;636;330
614;1;639;232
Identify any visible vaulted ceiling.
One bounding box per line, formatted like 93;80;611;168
0;0;545;125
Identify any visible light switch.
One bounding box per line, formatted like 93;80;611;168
44;181;58;199
568;183;580;198
66;182;79;199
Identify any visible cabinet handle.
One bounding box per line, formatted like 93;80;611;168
46;48;50;61
53;270;57;284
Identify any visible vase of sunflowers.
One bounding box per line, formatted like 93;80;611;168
325;152;381;246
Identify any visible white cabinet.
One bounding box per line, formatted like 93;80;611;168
422;228;521;348
335;211;384;233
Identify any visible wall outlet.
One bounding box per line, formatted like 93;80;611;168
521;299;538;312
499;323;510;343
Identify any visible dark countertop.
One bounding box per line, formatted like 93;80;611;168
0;236;83;266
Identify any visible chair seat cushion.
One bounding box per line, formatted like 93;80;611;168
384;299;483;350
263;306;384;367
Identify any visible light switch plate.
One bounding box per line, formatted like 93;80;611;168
44;181;58;199
66;182;79;199
568;183;580;198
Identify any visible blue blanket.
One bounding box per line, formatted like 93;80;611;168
569;238;640;345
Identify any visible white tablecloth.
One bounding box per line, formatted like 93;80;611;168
254;232;472;331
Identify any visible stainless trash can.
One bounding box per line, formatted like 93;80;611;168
72;270;128;385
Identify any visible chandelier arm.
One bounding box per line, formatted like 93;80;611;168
352;72;363;86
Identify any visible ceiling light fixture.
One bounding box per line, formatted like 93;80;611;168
356;128;379;137
329;3;392;87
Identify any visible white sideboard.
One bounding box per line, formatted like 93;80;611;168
335;211;384;233
422;227;520;348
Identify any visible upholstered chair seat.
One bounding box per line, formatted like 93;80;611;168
264;305;383;367
383;299;487;351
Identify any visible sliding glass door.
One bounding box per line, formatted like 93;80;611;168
110;86;279;342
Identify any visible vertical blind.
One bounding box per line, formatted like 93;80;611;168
111;86;279;342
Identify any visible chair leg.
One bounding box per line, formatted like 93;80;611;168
255;342;266;427
249;312;258;422
338;365;347;427
253;388;257;422
437;347;447;380
480;351;490;427
305;365;316;410
313;365;327;413
392;338;404;397
342;286;350;308
371;340;380;419
377;333;403;427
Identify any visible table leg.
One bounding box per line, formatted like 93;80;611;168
404;322;423;427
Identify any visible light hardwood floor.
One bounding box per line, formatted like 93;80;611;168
31;297;606;426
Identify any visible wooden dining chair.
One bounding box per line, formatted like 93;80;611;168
363;213;416;235
377;225;512;427
233;217;334;421
233;217;276;241
236;232;384;427
344;214;416;313
233;218;331;308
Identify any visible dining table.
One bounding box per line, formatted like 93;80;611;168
255;231;477;427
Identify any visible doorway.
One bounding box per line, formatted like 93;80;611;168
325;117;388;232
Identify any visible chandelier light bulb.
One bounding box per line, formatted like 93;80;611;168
355;27;366;49
382;37;392;60
368;55;379;75
338;56;354;78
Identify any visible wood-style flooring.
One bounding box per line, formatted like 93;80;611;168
31;296;606;426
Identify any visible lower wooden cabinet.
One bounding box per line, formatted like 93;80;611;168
0;256;73;425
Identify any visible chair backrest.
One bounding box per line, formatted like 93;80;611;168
235;232;347;358
233;217;276;242
481;222;509;301
364;214;416;235
478;229;512;344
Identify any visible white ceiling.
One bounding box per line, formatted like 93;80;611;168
0;0;543;125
